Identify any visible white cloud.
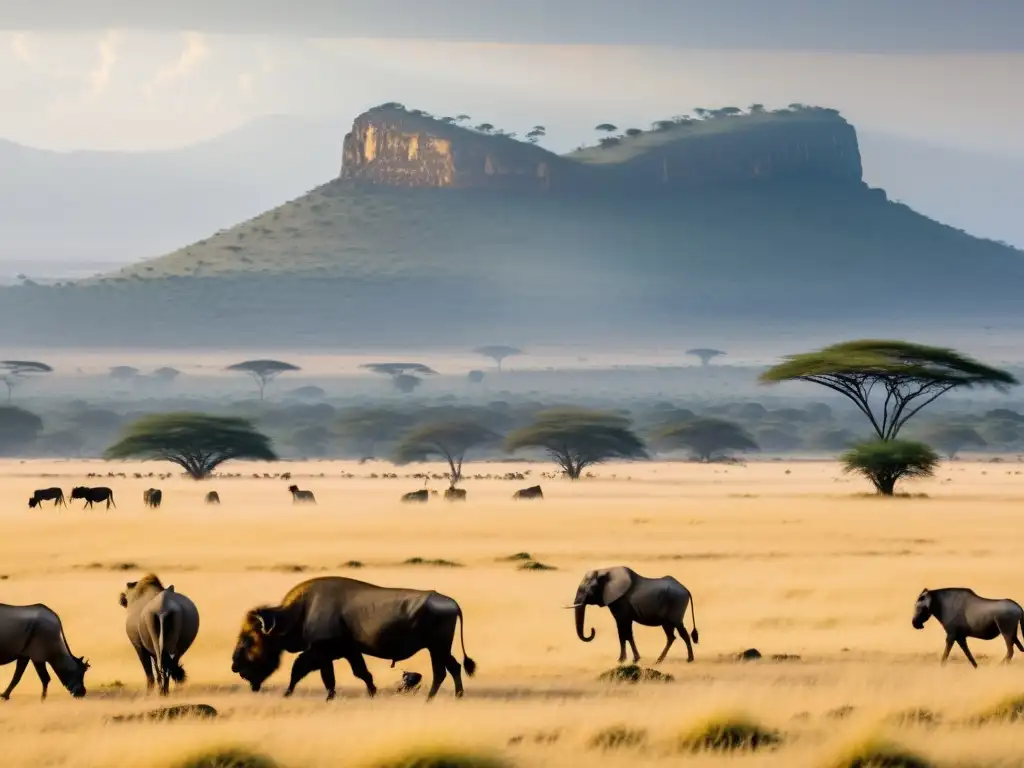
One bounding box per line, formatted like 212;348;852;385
10;32;35;64
86;30;119;99
143;31;207;98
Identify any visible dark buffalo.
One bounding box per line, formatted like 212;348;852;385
231;576;475;701
70;486;116;509
29;488;66;509
513;485;543;500
143;489;162;509
205;491;221;505
287;485;316;504
402;489;429;503
0;603;90;700
444;488;467;502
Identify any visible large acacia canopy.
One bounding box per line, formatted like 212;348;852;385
760;340;1017;441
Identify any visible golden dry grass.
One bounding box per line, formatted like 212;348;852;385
2;458;1024;767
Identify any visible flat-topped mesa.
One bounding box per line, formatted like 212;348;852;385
340;104;864;192
341;106;562;190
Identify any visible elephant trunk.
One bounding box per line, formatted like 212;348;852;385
575;602;595;642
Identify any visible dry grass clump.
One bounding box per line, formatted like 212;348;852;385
402;557;463;567
499;552;532;562
969;692;1024;723
516;560;556;571
597;664;674;683
361;746;510;768
170;747;280;768
676;712;781;753
820;737;934;768
587;725;648;751
110;703;218;724
885;707;941;727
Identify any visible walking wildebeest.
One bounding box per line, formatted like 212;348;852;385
912;587;1024;667
28;488;66;509
287;485;316;504
205;491;220;505
70;486;116;509
402;489;429;503
0;603;90;700
230;576;475;701
143;489;162;509
444;488;467;502
513;485;543;500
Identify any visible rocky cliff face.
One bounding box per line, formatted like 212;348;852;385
341;106;863;192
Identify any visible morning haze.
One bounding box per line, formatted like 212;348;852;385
2;6;1024;768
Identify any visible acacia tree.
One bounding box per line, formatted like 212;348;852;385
923;424;987;460
393;421;499;488
361;362;437;394
759;340;1017;441
841;439;939;496
504;408;647;480
686;348;726;367
336;407;414;458
109;366;140;381
226;359;300;400
152;367;181;383
0;406;43;455
104;413;277;479
0;360;52;402
654;417;758;462
473;345;522;372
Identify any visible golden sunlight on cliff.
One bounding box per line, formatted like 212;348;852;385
362;124;377;162
406;134;420;161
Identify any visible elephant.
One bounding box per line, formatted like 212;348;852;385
569;566;698;664
912;587;1024;667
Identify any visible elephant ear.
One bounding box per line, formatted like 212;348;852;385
599;567;632;605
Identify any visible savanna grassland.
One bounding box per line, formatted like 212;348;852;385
2;458;1024;768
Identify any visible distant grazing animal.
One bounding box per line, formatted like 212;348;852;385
513;485;543;500
28;488;66;508
143;489;162;509
569;566;698;664
402;489;429;503
912;587;1024;667
120;574;200;695
231;576;475;701
444;488;467;502
0;603;90;700
287;485;316;504
69;486;115;509
204;491;220;505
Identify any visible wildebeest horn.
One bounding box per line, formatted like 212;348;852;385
256;612;276;635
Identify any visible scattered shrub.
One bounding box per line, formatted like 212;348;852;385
363;746;510;768
170;746;280;768
500;552;532;561
677;713;780;753
971;692;1024;723
517;560;556;571
588;725;647;751
886;708;941;727
821;737;933;768
597;664;674;683
111;704;218;724
403;557;463;567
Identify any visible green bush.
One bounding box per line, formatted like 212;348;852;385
840;439;939;496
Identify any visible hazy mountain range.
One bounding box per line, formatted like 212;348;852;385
0;115;1020;284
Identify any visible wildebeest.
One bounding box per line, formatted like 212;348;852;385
205;491;221;505
912;587;1024;667
28;487;66;509
569;566;698;664
231;576;475;701
0;603;90;700
287;485;316;504
513;485;543;500
444;488;467;502
143;489;162;509
69;486;116;509
402;489;429;503
120;574;200;695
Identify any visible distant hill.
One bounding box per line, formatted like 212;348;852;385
0;104;1020;350
0;114;343;277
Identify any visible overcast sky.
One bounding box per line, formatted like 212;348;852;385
1;1;1022;155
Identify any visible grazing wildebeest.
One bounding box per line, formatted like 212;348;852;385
143;489;162;509
28;488;66;509
205;491;220;505
287;485;316;504
912;587;1024;667
70;486;115;509
444;488;467;502
568;566;699;664
402;489;429;503
0;603;90;700
120;574;200;695
513;485;543;500
231;576;475;701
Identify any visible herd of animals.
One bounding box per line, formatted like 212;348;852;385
3;561;1024;703
27;483;546;510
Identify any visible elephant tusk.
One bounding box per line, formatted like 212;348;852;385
562;603;584;609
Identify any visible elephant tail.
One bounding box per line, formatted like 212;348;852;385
1017;613;1024;651
156;609;187;684
457;605;476;677
689;595;699;644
